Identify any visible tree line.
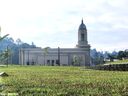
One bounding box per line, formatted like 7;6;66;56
0;37;36;65
91;49;128;65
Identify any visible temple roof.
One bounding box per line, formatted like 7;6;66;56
79;19;87;30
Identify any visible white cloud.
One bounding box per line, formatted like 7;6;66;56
0;0;128;51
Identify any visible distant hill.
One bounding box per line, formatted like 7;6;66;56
0;37;36;64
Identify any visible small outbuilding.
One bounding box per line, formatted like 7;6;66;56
0;72;8;77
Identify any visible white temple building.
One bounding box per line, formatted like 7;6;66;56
19;19;91;66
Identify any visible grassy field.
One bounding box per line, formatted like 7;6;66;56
0;65;128;96
105;59;128;65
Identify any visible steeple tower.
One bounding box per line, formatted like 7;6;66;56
76;19;89;48
81;18;83;24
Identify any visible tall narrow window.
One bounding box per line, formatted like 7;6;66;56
47;60;50;64
52;60;54;66
56;60;58;64
81;34;84;41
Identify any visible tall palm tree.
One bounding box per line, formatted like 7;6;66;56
0;26;9;41
0;26;9;66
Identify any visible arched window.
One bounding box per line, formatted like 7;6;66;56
81;34;84;41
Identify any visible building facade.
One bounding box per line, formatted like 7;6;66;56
19;19;91;66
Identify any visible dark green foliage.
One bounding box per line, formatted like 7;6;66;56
107;53;114;62
90;49;105;65
117;50;128;60
118;51;125;60
93;64;128;71
0;34;9;41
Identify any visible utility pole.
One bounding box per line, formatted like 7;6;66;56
5;45;10;67
27;50;29;65
23;50;24;65
58;47;60;66
6;45;9;67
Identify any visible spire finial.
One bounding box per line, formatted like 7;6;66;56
82;18;83;24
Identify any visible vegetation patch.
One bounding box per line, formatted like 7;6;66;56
105;59;128;65
92;63;128;71
0;66;128;95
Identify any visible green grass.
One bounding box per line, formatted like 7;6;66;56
105;59;128;65
0;65;128;95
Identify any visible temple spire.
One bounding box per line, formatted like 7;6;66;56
81;18;83;24
77;19;88;48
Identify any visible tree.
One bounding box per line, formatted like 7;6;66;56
123;49;128;58
0;47;11;67
90;49;105;65
43;47;50;65
0;26;9;41
16;38;22;46
0;26;9;65
72;55;83;66
117;51;125;60
107;53;114;62
0;31;38;65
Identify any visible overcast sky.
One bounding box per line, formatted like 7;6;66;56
0;0;128;51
